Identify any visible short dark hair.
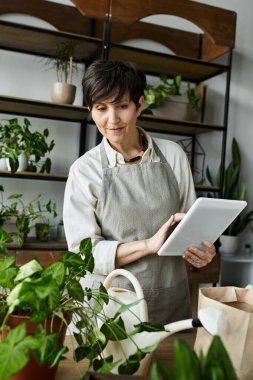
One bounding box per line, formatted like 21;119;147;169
82;60;147;109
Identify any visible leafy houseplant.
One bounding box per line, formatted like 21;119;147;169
150;336;238;380
43;41;79;104
35;220;51;242
0;185;57;246
206;137;253;236
143;74;203;119
0;229;161;380
0;118;55;173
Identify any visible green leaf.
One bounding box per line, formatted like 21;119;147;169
0;256;16;271
0;228;13;245
15;259;43;282
118;348;145;374
100;316;128;341
131;321;165;334
0;267;18;289
67;279;84;302
173;338;199;380
59;251;85;267
0;323;40;380
43;261;65;286
32;325;68;366
206;336;238;380
79;237;92;254
93;355;119;373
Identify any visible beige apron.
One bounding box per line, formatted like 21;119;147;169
95;139;191;324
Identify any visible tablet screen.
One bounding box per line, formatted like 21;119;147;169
158;197;247;256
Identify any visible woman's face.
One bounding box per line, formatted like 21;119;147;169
91;94;143;148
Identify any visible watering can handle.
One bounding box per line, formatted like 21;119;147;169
103;268;148;322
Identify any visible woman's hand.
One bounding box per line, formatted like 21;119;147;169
146;213;185;254
182;241;216;268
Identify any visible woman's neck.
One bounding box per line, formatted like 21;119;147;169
109;130;146;161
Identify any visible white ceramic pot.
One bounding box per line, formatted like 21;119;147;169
51;82;76;104
6;153;28;172
219;235;240;256
0;157;7;170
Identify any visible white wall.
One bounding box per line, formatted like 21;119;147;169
1;0;253;248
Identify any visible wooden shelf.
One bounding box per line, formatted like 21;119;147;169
0;95;224;135
108;43;229;82
0;95;89;122
138;114;224;135
7;238;68;251
0;20;102;61
0;170;67;182
0;20;229;83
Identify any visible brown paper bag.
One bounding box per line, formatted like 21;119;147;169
194;286;253;380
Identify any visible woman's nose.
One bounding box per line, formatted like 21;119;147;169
108;108;119;123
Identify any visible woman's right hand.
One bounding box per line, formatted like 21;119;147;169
146;213;185;254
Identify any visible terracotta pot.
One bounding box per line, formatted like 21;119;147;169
1;313;71;380
51;82;76;104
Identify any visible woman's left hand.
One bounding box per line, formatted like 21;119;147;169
182;240;216;268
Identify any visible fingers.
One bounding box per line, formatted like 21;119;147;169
182;241;216;268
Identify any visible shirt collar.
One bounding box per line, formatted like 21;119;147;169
103;127;156;168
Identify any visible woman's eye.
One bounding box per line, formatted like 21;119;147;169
119;104;128;109
97;107;106;112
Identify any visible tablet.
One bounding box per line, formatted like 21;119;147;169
158;197;247;256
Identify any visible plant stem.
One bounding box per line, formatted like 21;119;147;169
69;56;73;84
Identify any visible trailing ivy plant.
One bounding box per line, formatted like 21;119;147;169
0;228;163;380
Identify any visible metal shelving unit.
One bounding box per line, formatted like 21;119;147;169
0;0;236;193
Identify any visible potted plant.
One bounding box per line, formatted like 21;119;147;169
143;74;205;122
206;137;253;254
43;41;78;104
35;219;51;242
0;229;161;380
149;336;238;380
0;118;55;173
0;186;57;246
56;219;66;241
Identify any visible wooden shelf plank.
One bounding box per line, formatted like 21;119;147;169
138;114;224;135
0;20;102;61
7;238;67;251
0;170;67;182
0;95;224;135
0;95;89;122
109;44;229;82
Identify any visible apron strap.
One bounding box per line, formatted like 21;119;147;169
100;142;110;170
152;140;168;164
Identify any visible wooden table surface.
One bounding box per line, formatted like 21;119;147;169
56;331;196;380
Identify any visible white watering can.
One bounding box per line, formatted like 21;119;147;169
102;268;228;376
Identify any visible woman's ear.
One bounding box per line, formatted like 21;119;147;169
137;96;144;116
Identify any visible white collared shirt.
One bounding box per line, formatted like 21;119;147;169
63;128;196;275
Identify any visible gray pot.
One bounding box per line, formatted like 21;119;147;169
51;82;76;104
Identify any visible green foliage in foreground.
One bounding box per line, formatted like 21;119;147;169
150;336;238;380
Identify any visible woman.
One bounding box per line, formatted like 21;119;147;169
63;60;216;324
